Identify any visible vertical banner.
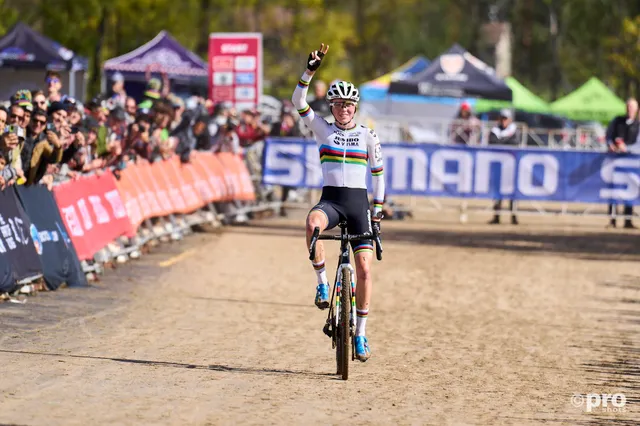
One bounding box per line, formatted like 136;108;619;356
17;186;87;290
208;32;263;111
0;187;43;287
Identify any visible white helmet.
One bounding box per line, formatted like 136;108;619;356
326;80;360;103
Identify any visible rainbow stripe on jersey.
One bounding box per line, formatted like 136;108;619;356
319;145;368;166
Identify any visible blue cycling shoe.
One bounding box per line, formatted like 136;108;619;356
355;336;371;362
315;283;330;310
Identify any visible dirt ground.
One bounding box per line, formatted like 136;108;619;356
1;201;639;426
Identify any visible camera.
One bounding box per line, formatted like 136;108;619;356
5;124;25;140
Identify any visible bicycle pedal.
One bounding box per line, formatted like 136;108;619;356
322;322;332;338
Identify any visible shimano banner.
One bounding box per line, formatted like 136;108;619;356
262;138;640;204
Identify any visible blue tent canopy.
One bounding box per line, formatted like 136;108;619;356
359;56;430;101
0;22;88;71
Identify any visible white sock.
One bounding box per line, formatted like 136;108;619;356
312;260;328;285
356;309;368;336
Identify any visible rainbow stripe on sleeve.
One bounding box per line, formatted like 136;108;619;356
373;198;384;209
371;165;384;176
298;79;310;89
297;105;311;117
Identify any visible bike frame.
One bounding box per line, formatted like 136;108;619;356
332;224;357;336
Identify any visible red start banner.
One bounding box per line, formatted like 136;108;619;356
53;171;131;261
51;153;255;261
208;32;263;111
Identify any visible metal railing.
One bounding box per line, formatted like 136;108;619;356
359;114;608;151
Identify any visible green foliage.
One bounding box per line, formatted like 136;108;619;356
1;0;639;102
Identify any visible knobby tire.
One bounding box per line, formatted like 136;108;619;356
338;269;351;380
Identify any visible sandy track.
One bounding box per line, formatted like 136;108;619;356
0;210;639;425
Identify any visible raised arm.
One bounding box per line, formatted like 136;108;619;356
367;129;385;217
291;70;317;126
291;43;332;136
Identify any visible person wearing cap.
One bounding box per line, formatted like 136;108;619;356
137;78;163;110
451;101;481;144
13;89;33;128
488;108;519;225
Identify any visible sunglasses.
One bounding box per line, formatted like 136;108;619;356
331;101;357;109
34;119;47;126
46;77;60;84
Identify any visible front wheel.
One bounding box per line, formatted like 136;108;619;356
337;268;351;380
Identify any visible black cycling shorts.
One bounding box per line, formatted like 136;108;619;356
310;186;373;255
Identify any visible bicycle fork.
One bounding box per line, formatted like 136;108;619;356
335;263;357;335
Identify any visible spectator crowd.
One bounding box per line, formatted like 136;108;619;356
0;69;315;200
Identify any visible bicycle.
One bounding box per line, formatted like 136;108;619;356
308;219;383;380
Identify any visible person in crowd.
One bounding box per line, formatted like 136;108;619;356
21;108;47;179
108;72;127;109
45;70;64;103
13;90;33;128
0;122;25;185
127;112;154;161
32;90;48;111
308;80;331;118
212;118;240;154
605;97;638;229
450;101;481;145
236;109;269;148
84;98;111;159
138;78;164;110
65;97;84;130
124;96;137;125
488;109;519;225
172;113;211;163
9;103;25;128
270;109;303;216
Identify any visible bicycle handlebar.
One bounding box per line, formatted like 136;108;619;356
308;225;383;261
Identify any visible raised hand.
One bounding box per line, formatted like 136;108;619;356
306;43;330;73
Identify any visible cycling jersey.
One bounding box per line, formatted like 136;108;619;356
292;71;385;215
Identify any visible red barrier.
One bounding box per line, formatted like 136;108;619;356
56;152;256;260
53;171;131;260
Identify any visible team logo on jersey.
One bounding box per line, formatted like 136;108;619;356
374;143;382;162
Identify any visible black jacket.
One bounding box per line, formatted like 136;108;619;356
606;115;639;146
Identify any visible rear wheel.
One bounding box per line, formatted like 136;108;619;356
338;269;351;380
